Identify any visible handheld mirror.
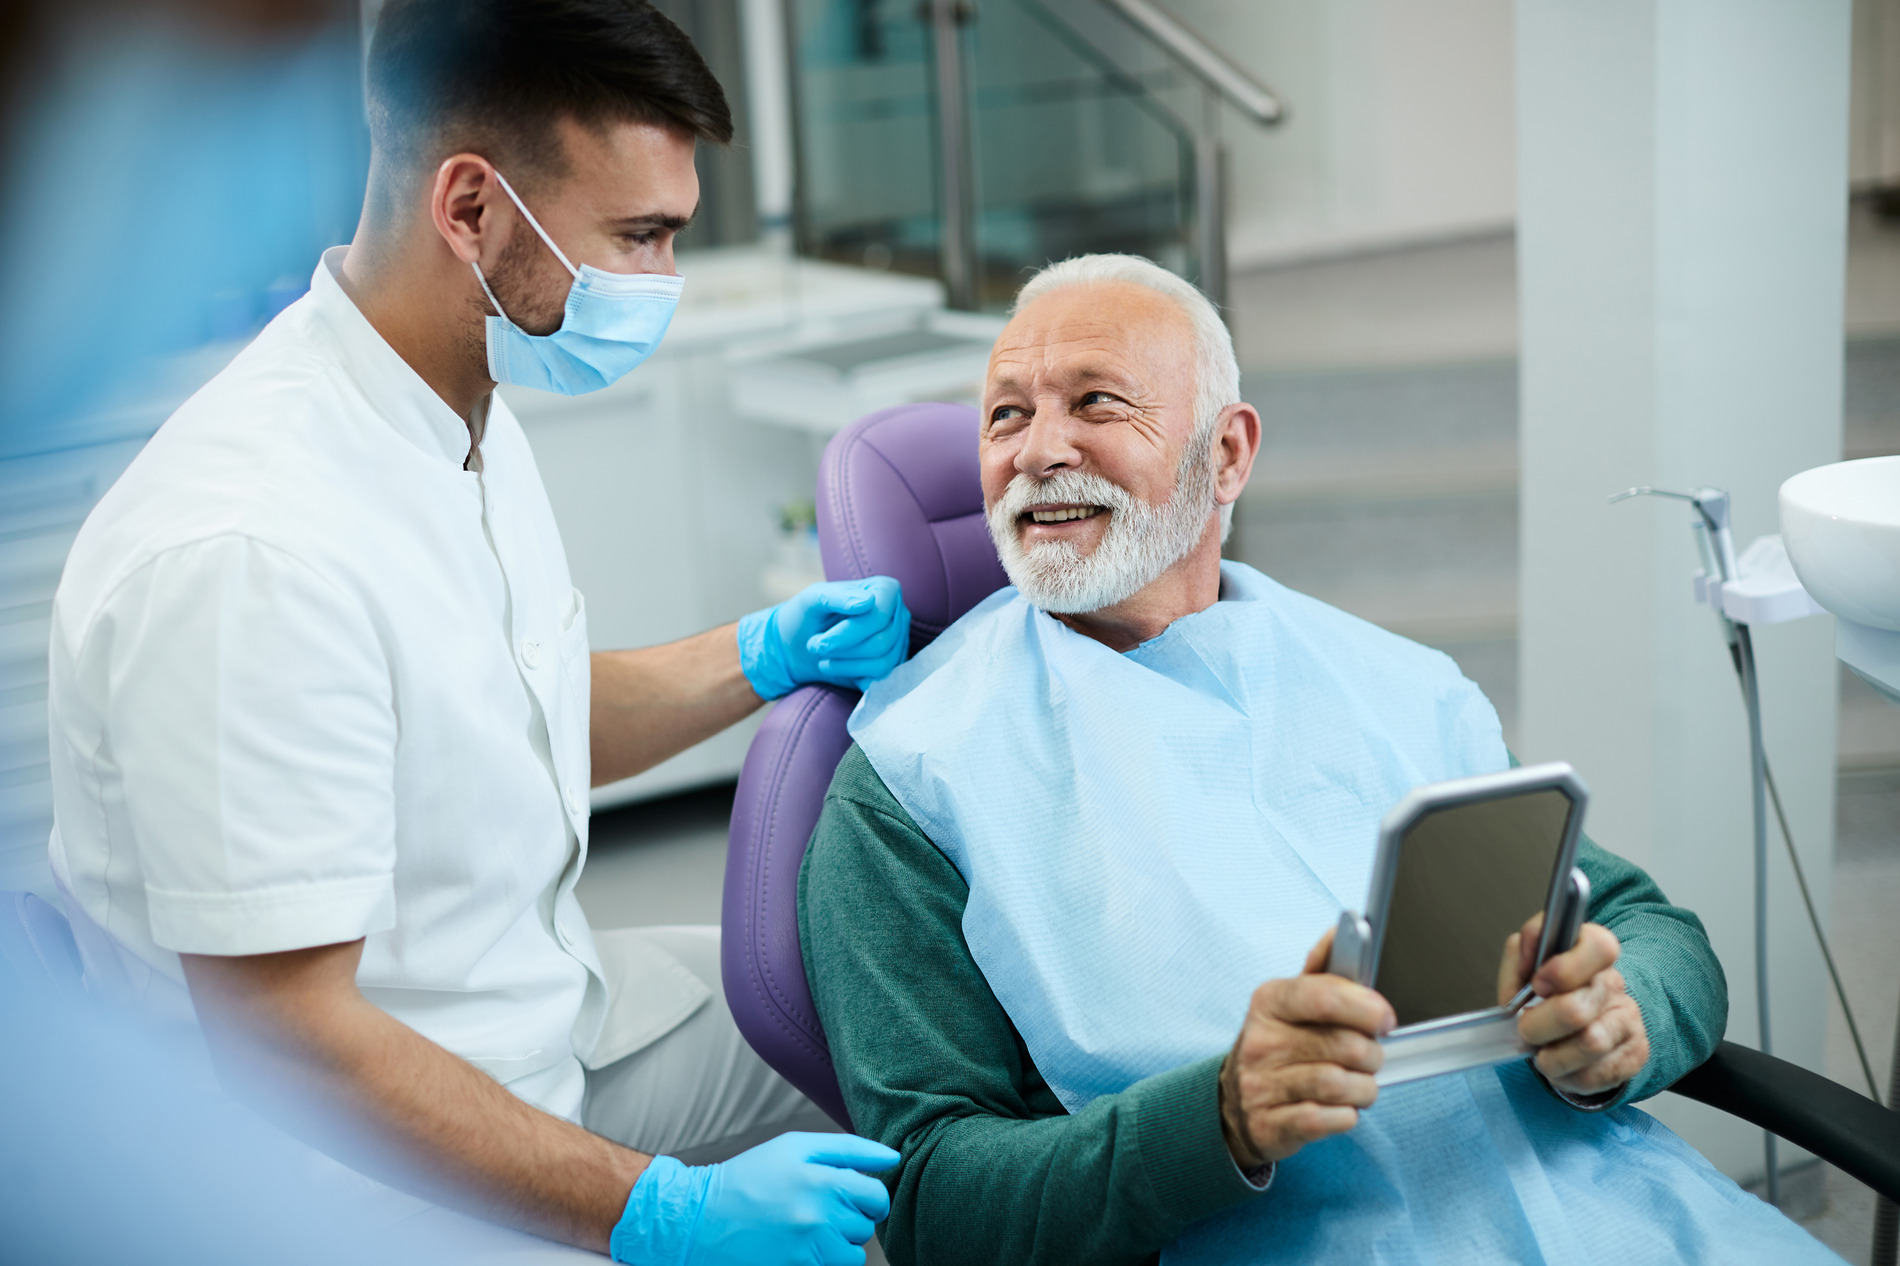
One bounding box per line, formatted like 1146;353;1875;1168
1327;762;1590;1086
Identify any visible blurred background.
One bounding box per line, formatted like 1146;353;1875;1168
0;1;1895;1261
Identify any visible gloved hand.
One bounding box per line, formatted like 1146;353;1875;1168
609;1131;900;1266
737;577;910;700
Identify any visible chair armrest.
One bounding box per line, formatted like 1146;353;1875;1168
1670;1040;1900;1201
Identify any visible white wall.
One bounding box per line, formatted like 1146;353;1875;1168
1517;0;1850;1183
1170;0;1518;267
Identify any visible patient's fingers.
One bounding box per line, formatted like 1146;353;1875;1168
1532;990;1650;1093
1302;927;1336;975
1516;910;1546;986
1225;967;1400;1164
1234;1017;1385;1081
1294;1025;1385;1075
1247;1101;1362;1157
1531;922;1619;998
1260;973;1395;1039
1260;1061;1380;1110
1496;932;1523;1008
1517;967;1621;1047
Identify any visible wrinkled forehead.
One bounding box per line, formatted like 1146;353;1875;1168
985;282;1196;399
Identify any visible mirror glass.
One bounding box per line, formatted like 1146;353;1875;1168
1373;786;1575;1028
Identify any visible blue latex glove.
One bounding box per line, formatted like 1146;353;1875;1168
609;1132;900;1266
737;577;910;700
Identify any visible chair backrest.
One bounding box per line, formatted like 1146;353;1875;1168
722;402;1006;1127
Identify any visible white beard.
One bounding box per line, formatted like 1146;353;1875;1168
986;428;1219;615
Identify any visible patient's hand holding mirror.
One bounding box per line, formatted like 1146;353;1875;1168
1327;763;1590;1087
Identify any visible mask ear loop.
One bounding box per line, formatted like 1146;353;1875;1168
489;167;579;278
471;260;519;329
470;165;579;331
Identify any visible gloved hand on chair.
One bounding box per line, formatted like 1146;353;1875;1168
737;577;910;699
609;1131;901;1266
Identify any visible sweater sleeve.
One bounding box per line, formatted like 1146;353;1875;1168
1574;835;1729;1107
1499;753;1729;1107
799;746;1265;1266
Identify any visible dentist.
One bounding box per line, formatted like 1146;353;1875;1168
45;1;904;1260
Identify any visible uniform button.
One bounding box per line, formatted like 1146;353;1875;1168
565;787;583;816
520;639;542;670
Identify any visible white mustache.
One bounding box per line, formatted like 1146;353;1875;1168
989;470;1145;527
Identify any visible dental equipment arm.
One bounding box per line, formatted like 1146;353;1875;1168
1610;483;1778;1200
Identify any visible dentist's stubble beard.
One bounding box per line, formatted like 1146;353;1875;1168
985;424;1220;615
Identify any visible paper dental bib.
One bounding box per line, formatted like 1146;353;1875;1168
850;561;1836;1265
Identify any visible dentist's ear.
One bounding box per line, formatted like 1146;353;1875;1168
429;154;510;269
1213;401;1262;508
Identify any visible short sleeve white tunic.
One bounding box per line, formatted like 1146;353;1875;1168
48;248;615;1119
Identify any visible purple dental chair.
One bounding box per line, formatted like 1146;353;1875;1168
715;405;1900;1227
720;401;1007;1128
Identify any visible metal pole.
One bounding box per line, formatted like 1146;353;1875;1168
739;0;798;253
1192;83;1227;310
1737;623;1779;1209
928;0;979;311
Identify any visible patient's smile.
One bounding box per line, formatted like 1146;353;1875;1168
1025;503;1105;525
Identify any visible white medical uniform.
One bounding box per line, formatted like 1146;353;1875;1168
47;249;807;1151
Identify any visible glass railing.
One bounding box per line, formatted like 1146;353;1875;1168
789;0;1200;310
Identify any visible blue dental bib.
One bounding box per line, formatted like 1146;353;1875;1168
851;561;1837;1265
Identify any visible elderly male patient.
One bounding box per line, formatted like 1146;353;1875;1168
798;254;1841;1265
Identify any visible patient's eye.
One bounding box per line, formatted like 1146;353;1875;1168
989;404;1027;426
1078;390;1120;409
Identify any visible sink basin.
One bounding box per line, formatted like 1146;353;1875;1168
1780;456;1900;702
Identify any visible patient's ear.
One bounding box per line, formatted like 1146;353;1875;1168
1212;402;1261;506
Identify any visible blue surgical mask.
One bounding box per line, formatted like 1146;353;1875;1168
472;169;684;395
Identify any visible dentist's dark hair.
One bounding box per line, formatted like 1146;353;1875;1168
366;0;731;192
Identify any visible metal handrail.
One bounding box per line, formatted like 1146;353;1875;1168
924;0;1287;310
1095;0;1285;126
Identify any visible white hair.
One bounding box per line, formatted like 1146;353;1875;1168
1013;253;1241;542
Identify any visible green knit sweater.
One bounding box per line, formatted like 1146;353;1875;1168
798;744;1728;1266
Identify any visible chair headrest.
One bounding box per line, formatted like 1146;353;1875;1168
817;402;1009;650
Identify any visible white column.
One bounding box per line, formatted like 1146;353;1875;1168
1516;0;1850;1182
740;0;798;252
